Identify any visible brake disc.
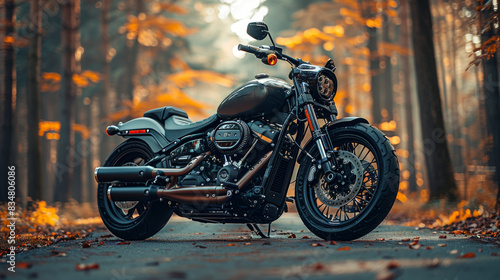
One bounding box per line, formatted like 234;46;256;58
314;150;364;207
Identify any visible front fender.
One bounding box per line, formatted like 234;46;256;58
116;117;169;153
297;117;369;163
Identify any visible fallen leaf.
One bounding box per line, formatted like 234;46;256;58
195;245;207;249
98;241;104;246
409;243;421;250
412;237;420;241
450;250;458;255
227;243;238;247
50;250;67;257
428;258;440;268
377;238;385;241
117;241;131;245
336;246;350;251
244;243;251;246
426;246;434;250
81;241;91;248
313;262;324;270
439;235;447;239
17;262;33;269
101;234;113;238
437;244;447;247
311;243;324;247
75;263;99;271
401;238;410;242
328;241;337;245
288;233;296;238
458;252;476;258
409;240;419;246
302;236;312;239
386;261;399;269
450;230;464;234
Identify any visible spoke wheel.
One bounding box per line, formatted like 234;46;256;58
295;123;399;241
97;139;173;240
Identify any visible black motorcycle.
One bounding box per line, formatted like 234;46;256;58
94;22;399;241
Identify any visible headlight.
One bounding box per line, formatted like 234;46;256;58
314;69;337;104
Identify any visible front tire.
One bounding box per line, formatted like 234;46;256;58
97;139;173;240
295;123;399;241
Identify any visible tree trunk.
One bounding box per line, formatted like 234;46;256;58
409;0;458;201
400;0;417;193
0;0;16;202
381;14;393;122
54;0;77;202
27;0;43;201
358;0;383;124
478;3;500;211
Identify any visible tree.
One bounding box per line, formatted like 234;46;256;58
474;1;500;211
27;0;43;200
0;0;16;202
54;0;78;202
409;0;458;201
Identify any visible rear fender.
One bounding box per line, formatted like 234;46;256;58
297;117;369;163
115;117;169;153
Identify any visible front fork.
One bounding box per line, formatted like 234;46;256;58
304;103;339;183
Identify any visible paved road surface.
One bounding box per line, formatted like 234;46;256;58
4;213;500;280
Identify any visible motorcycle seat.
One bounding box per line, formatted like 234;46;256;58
164;114;219;142
143;106;188;123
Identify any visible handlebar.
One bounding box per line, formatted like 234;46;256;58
237;44;302;67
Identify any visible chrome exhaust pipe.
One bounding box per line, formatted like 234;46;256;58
107;185;230;204
95;153;208;183
105;151;272;205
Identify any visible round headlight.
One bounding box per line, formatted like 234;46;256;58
316;70;337;103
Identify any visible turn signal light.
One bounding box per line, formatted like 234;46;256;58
267;53;277;65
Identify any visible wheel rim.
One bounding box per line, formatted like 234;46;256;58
102;147;152;226
304;133;381;226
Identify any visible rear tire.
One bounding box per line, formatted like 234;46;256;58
97;139;173;240
295;123;399;241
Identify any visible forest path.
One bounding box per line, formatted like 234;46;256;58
8;213;500;280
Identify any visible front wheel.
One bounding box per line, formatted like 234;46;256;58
295;123;399;241
97;139;173;240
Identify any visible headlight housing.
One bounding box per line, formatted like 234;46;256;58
296;64;338;105
311;69;337;105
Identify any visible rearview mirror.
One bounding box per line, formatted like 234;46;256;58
247;22;268;40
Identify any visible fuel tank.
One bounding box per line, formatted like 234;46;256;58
217;77;291;118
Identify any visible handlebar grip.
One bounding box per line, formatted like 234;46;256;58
237;44;259;55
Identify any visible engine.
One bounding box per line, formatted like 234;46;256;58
172;119;279;188
209;119;279;156
208;120;252;154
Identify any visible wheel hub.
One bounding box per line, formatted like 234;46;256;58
314;150;364;207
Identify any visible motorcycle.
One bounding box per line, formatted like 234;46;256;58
94;22;399;241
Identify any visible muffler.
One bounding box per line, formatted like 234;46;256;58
95;153;207;183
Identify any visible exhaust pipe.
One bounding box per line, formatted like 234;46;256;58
105;151;272;205
95;153;208;183
107;185;230;204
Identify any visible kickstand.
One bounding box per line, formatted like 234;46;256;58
246;223;271;238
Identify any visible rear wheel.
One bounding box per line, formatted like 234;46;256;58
295;123;399;241
97;139;173;240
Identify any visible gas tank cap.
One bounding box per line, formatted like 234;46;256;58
255;73;269;79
